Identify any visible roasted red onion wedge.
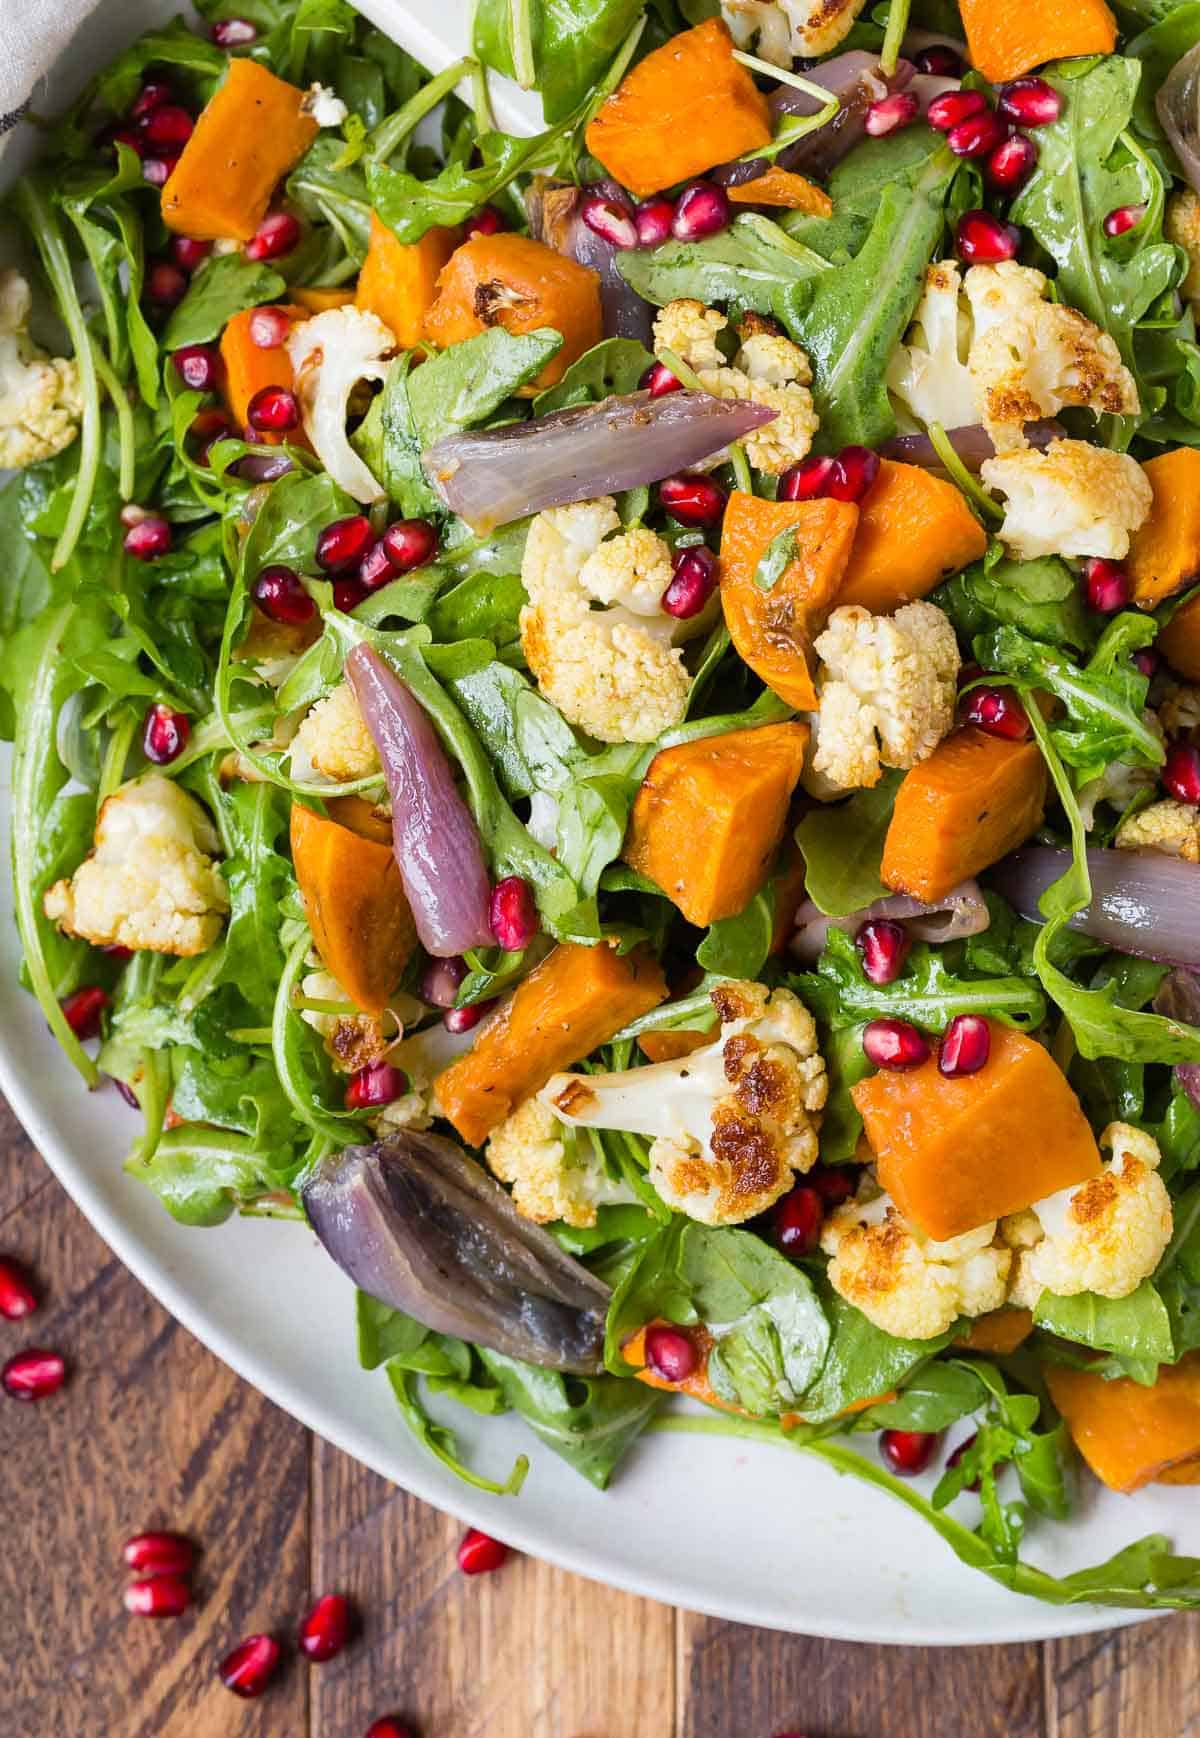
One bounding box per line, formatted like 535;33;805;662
1158;42;1200;196
1155;970;1200;1111
531;178;653;345
991;847;1200;968
880;419;1065;473
791;880;989;964
717;53;914;188
301;1130;611;1373
422;390;777;531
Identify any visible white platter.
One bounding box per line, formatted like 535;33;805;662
3;0;1194;1648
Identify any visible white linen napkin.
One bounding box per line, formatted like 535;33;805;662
0;0;94;140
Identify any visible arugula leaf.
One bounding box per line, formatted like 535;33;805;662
428;569;527;650
477;1349;661;1489
793;772;899;916
616;214;828;315
214;782;294;1021
533;336;653;414
163;255;288;350
793;928;1046;1033
366;121;576;244
1126;4;1200;149
473;0;645;121
407;327;563;445
857;1360;987;1433
287;135;374;261
818;1025;871;1163
696;886;776;978
124;1125;288;1227
91;19;224;119
934;554;1091;654
795;1284;952;1424
1037;1283;1175;1383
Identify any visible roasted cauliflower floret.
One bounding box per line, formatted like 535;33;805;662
809;601;960;792
652;299;818;475
720;0;867;64
822;1185;1011;1341
291;682;382;783
1076;754;1161;829
1115;798;1200;862
981;439;1153;562
540;980;827;1226
486;1096;634;1228
519;498;691;744
1167;190;1200;307
44;776;229;957
0;268;84;470
297;969;424;1074
1005;1123;1173;1307
285;307;395;502
886;261;976;433
368;1020;477;1135
1160;678;1200;737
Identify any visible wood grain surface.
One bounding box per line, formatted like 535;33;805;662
2;1098;1196;1738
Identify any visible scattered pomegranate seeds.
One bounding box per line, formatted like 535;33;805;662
381;518;439;571
956;209;1021;265
644;1323;700;1382
212;17;258;45
946;109;1007;159
345;1062;409;1112
671;180;730;242
662;545;718;619
332;577;367;613
145;261;188;305
856;918;910;986
862;1018;930;1071
123;1531;195;1576
420;955;467;1008
249;305;292;349
490;876;539;952
245;211;301;262
366;1719;413;1738
997;76;1062;128
458;1528;508;1576
317;513;375;572
219;1633;282;1698
299;1592;356;1663
779;454;837;501
913;43;963;76
938;1014;991;1078
1104;203;1146;238
946;1431;982;1492
247;385;300;433
443;1000;494;1034
254;563;316;626
926;89;987;132
865;92;919;137
880;1429;940;1476
962;685;1031;740
985;133;1038;194
124;514;172;559
463;204;506;239
2;1348;66;1402
635;197;675;248
773;1186;823;1258
61;985;109;1040
581;191;638;249
658;472;727;528
139;104;194;149
124;1575;192;1619
1082;556;1130;613
171;344;222;392
170;235;212;271
141;157;179;189
0;1258;37;1321
1164;742;1200;804
143;704;190;766
809;1166;855;1206
827;445;880;504
130;80;173;120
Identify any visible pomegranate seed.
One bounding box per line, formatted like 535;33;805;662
171;344;222;392
420;955;466;1008
946;110;1007;159
779;454;837;501
170;235;211;270
124;1575;192;1618
773;1186;823;1257
914;44;963;76
345;1062;408;1111
332;578;367;613
113;1078;140;1109
947;1432;981;1492
443;1001;494;1034
299;1592;355;1662
212;17;258;46
107;124;145;158
939;1014;991;1077
254;564;315;626
827;445;880;504
130;81;172;121
640;360;682;397
123;1531;195;1576
245;211;301;261
317;514;374;572
809;1166;854;1206
856;919;910;986
490;876;539;951
880;1429;940;1476
956;209;1021;264
247;385;299;433
366;1721;413;1738
635;197;675;247
997;76;1062;128
0;1259;37;1321
1082;556;1130;613
124;514;172;559
581;191;638;249
381;518;438;571
139;104;194;149
1164;742;1200;804
2;1348;65;1402
662;546;719;619
1134;648;1160;679
458;1528;508;1576
658;472;727;528
1104;203;1146;238
219;1634;282;1698
862;1018;930;1071
644;1323;700;1382
248;306;292;349
962;685;1030;740
146;261;188;305
927;88;987;132
359;540;396;591
671;180;730;242
865;92;920;137
61;985;108;1040
463;204;506;239
142;703;190;765
141;156;180;188
985;133;1038;193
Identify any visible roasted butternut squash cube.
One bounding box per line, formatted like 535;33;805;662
291;286;357;314
1127;449;1200;608
219;304;306;444
959;0;1116;85
356;213;458;349
291;805;416;1016
1046;1354;1200;1493
836;460;987;614
1159;590;1200;681
958;1308;1034;1356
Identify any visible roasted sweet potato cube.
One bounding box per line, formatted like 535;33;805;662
1127;449;1200;609
836;460;987;614
959;0;1116;84
1159;590;1200;681
1046;1354;1200;1493
291;805;416;1016
356;213;458;349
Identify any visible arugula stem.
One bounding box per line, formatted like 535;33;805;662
91;340;134;502
880;0;912;77
728;442;753;495
732;53;839;164
655;346;705;393
366;56;477;164
736;212;834;272
507;0;536;89
97;710;136;807
928;422;1003;522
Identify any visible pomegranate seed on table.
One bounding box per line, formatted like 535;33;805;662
662;546;718;619
145;261;188;305
124;514;172;559
212;17;258;45
61;985;109;1040
490;876;539;951
939;1014;991;1077
218;1633;282;1698
366;1721;413;1738
170;235;212;271
809;1166;855;1206
827;445;880;503
962;685;1030;740
997;76;1063;127
298;1592;356;1662
248;305;292;348
985;133;1038;194
946;110;1007;159
880;1429;941;1476
1082;557;1130;613
247;385;300;433
171;344;222;392
143;704;190;765
927;89;987;132
1104;203;1146;238
141;157;180;189
0;1259;37;1321
862;1018;930;1071
640;360;682;397
856;918;910;986
345;1062;408;1111
956;210;1021;264
635;197;675;248
581;191;638;249
443;1000;494;1034
332;578;367;613
245;211;302;262
779;454;837;501
124;1531;195;1576
124;1575;192;1618
865;92;920;137
658;472;727;528
317;513;375;571
946;1431;982;1491
254;564;315;625
458;1527;509;1576
773;1186;823;1257
644;1323;700;1382
420;955;466;1008
463;204;506;239
139;104;194;149
2;1348;66;1401
914;44;963;76
1164;742;1200;804
130;80;172;120
671;180;730;242
381;518;438;571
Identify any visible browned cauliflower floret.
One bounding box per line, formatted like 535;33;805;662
721;0;867;64
290;682;382;783
1167;190;1200;306
0;269;83;469
486;1096;634;1228
1115;799;1200;862
981;439;1153;562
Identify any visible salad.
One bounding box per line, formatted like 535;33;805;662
9;0;1200;1615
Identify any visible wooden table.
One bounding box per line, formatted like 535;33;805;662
3;1099;1197;1738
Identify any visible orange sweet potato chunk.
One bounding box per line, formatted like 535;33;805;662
720;492;860;710
584;20;771;200
433;942;666;1148
1157;1459;1200;1485
622;722;810;927
219;304;306;436
960;0;1116;84
290;804;416;1016
1159;591;1200;681
638;1025;717;1063
836;460;987;614
162;59;318;241
1046;1354;1200;1493
958;1309;1035;1356
881;726;1048;904
356;212;458;349
727;168;833;216
852;1022;1101;1241
1127;450;1200;608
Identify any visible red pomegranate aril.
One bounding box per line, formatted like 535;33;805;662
124;1575;192;1618
124;515;172;559
671;180;730;242
130;80;173;121
245;211;301;262
463;203;506;239
142;156;180;189
828;445;880;504
635;197;675;248
172;344;222;392
247;384;299;433
1104;203;1146;238
254;564;315;626
662;545;719;619
1134;647;1160;679
123;1531;195;1576
249;305;292;349
299;1593;355;1663
360;540;397;591
773;1186;823;1258
143;704;190;765
420;955;467;1008
985;132;1038;193
880;1429;940;1476
863;1018;930;1071
212;16;258;46
443;1000;494;1034
644;1323;700;1382
1082;556;1130;613
317;513;374;571
490;876;539;951
0;1259;37;1322
926;88;987;132
939;1013;991;1077
658;472;727;528
365;1721;413;1738
997;76;1062;128
581;191;638;250
1165;741;1200;804
114;1077;140;1109
108;124;146;158
914;43;963;76
219;1634;282;1698
345;1062;408;1111
641;360;682;397
170;235;212;271
2;1348;66;1402
140;104;194;149
62;985;109;1040
962;685;1030;740
779;454;837;501
946;109;1007;159
947;1431;982;1492
956;209;1021;264
856;918;910;986
146;261;188;305
332;578;367;613
865;91;920;137
381;517;438;571
458;1528;508;1576
809;1166;855;1206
